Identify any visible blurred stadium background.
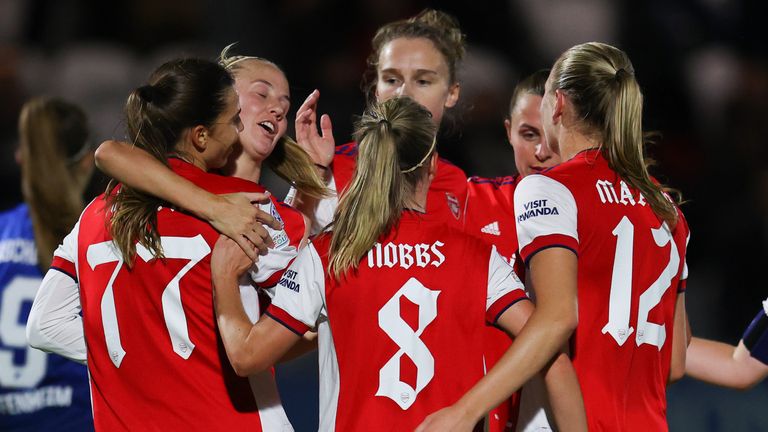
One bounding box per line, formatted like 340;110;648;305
1;0;766;430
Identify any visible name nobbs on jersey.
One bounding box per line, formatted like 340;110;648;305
366;241;446;270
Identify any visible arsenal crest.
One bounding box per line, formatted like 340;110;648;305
445;193;460;220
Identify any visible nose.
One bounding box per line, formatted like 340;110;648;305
395;83;410;98
535;141;553;162
269;100;285;121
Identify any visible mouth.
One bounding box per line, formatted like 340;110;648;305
258;121;276;136
529;166;545;173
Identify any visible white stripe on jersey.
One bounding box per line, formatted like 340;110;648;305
486;246;525;310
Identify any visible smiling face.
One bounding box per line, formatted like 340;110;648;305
505;93;559;176
374;37;459;127
232;60;290;162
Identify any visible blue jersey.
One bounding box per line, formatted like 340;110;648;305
0;204;93;431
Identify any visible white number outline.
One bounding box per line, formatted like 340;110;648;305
601;216;680;350
376;277;440;410
86;235;210;367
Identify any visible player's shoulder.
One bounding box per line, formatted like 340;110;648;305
0;203;28;227
437;157;468;181
467;175;519;202
335;141;358;158
169;158;264;194
270;196;306;238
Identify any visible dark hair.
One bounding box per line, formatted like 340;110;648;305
329;97;436;279
507;69;549;118
107;58;235;265
362;9;466;105
19;97;92;270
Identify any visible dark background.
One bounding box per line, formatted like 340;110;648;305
1;0;766;430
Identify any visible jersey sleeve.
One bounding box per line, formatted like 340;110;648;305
265;243;326;335
286;176;339;237
514;175;579;264
742;298;768;365
27;221;86;363
485;246;529;324
26;269;87;364
50;220;80;281
248;200;303;287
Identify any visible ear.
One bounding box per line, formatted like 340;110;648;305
504;118;512;143
191;125;209;151
552;89;566;126
444;83;460;108
427;152;439;182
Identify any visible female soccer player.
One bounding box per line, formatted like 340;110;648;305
27;58;297;431
2;97;94;431
464;70;564;432
417;42;691;432
291;9;469;234
291;10;526;429
686;298;768;389
210;96;585;432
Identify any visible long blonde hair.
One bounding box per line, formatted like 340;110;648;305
219;44;328;198
19;97;92;270
329;97;436;280
550;42;678;227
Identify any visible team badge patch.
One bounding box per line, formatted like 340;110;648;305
445;193;460;220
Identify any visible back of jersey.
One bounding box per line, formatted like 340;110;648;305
0;204;93;431
312;211;524;431
74;194;263;431
516;150;688;431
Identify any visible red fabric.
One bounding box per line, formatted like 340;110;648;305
74;159;302;431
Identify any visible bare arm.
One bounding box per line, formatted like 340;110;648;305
211;236;301;376
668;293;689;382
495;299;586;432
96;140;279;260
416;248;580;432
686;338;768;390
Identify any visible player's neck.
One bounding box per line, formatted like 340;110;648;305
230;154;263;183
558;130;601;162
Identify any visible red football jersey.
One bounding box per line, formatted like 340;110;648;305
515;149;689;431
309;142;467;233
51;159;304;431
464;176;524;432
266;210;528;431
464;175;521;262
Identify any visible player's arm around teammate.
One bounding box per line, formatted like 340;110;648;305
686;298;768;389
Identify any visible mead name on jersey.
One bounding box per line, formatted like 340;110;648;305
595;179;647;206
366;241;446;270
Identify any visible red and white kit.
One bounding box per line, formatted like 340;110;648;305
267;210;528;431
45;159;304;431
515;149;689;431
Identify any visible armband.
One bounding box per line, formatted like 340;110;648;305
742;306;768;365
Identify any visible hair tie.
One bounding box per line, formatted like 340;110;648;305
615;68;629;80
137;85;155;103
401;136;437;174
